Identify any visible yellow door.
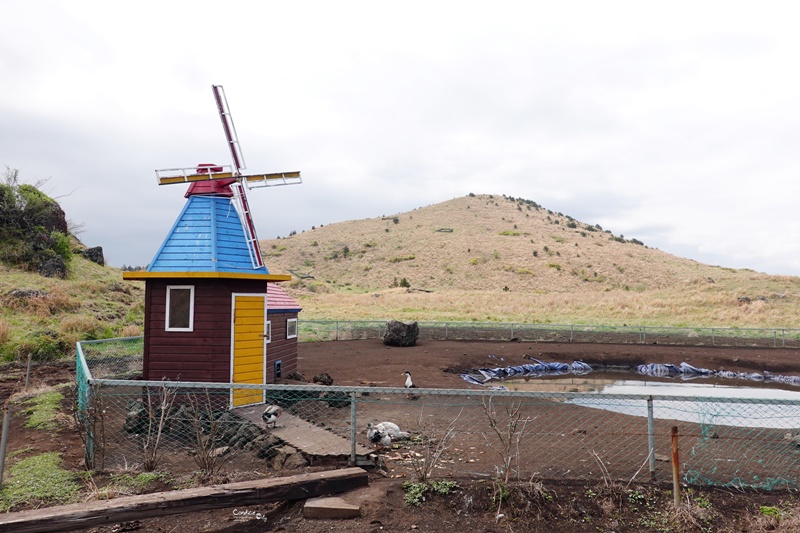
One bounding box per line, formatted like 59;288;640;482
232;294;266;407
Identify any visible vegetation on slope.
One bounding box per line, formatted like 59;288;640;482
260;194;800;328
0;170;144;362
0;168;73;276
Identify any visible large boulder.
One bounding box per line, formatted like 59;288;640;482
81;246;105;266
383;320;419;347
37;254;67;279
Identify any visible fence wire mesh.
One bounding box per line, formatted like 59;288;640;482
298;320;800;348
76;338;800;490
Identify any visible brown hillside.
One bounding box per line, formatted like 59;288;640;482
263;194;744;293
259;194;800;327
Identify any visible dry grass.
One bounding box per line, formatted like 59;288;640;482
0;319;9;345
260;194;800;328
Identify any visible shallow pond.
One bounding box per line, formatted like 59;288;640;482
489;371;800;429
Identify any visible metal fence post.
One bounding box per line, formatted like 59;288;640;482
445;322;448;340
0;404;10;488
350;391;357;465
570;324;574;342
712;328;716;347
647;396;656;481
336;321;339;341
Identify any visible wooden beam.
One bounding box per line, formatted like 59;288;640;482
0;467;368;533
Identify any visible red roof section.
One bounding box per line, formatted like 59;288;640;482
267;284;301;312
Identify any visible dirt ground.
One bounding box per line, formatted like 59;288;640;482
4;340;800;532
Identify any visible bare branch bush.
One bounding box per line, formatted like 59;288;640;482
142;381;176;472
480;397;535;485
185;390;226;479
408;407;462;483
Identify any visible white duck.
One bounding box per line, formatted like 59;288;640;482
366;426;393;450
403;370;421;400
367;421;411;440
261;405;283;428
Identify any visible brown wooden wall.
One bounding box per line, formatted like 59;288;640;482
266;311;299;382
143;278;268;382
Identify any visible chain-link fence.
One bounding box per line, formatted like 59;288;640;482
299;320;800;348
76;338;800;489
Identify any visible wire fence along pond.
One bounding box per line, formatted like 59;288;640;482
75;329;800;490
299;320;800;347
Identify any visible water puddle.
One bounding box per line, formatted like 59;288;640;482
466;367;800;428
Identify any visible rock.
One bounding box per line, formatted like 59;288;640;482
270;445;308;470
81;246;105;266
6;289;48;300
246;434;283;459
321;390;350;408
383;320;419;347
37;255;67;278
304;496;361;519
313;372;334;386
285;371;306;382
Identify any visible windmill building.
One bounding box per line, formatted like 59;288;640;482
123;85;302;408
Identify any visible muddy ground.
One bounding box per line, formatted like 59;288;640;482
3;340;800;532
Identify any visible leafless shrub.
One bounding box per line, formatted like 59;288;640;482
185;391;227;479
142;381;176;472
480;397;535;485
408;407;462;483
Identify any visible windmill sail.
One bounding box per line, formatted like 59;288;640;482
154;85;302;270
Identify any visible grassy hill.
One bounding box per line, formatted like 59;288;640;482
0;257;143;362
260;194;800;327
3;192;800;364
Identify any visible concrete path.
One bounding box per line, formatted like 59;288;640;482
235;404;373;459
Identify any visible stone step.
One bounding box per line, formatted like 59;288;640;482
303;496;361;519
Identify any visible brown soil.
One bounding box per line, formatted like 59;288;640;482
4;341;800;532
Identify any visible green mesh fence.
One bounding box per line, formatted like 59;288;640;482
76;337;800;489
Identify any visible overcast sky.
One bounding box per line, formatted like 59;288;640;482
3;1;800;275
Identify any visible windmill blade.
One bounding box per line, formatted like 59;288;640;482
155;165;236;185
241;171;302;189
213;85;246;173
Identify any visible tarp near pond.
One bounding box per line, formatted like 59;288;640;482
460;357;800;388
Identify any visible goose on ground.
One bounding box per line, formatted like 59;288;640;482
261;405;283;428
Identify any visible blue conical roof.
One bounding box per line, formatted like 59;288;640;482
147;195;269;274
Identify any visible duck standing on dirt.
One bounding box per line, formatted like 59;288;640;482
403;370;420;400
262;405;283;428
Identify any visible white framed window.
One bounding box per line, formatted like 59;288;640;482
265;320;272;343
286;318;298;339
166;285;194;332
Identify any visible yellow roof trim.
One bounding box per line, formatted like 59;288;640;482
122;271;291;281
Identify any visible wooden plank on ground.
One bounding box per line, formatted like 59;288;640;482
235;405;373;457
0;467;368;533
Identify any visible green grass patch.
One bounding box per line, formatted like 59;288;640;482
0;453;81;511
21;389;64;430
